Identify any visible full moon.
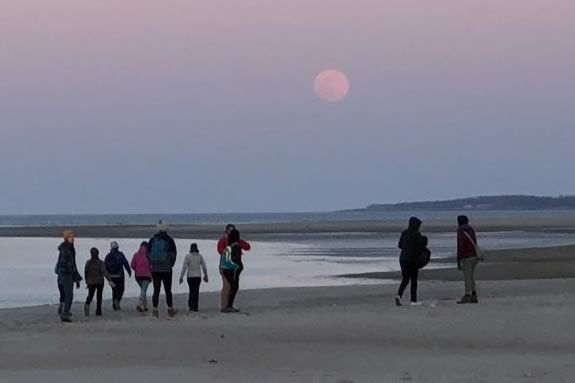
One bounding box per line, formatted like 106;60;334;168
313;69;350;103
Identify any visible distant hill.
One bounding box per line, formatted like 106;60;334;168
347;195;575;212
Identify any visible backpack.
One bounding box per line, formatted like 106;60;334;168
220;245;239;271
150;237;168;265
105;252;122;275
417;248;431;269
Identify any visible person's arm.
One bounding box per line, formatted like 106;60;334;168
179;256;188;283
84;261;89;282
217;237;226;255
200;255;208;282
130;255;136;272
456;230;463;269
102;262;112;282
398;232;405;250
121;253;132;277
169;238;177;266
239;240;251;252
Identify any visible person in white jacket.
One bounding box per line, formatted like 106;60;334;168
179;243;209;312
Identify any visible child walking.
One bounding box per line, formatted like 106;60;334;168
84;248;115;317
179;243;208;313
131;241;153;312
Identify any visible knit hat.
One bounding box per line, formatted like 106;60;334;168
110;241;119;250
157;220;169;232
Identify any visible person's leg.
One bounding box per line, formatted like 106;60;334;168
190;277;201;312
117;276;125;305
163;272;173;308
470;257;479;302
57;283;65;314
62;276;74;317
410;266;419;303
462;258;473;296
187;278;194;311
220;271;231;310
86;285;96;305
96;284;103;315
397;262;410;298
152;273;162;309
141;280;150;310
229;268;242;308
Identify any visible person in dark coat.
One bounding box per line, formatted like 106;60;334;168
395;217;425;306
55;230;82;322
147;221;178;318
456;215;480;304
84;247;115;317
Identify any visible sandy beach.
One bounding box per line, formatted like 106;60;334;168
1;243;574;383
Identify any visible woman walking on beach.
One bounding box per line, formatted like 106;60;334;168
55;230;82;322
179;243;209;313
84;247;115;317
457;215;480;304
396;217;425;306
131;241;153;312
148;221;178;318
104;241;131;311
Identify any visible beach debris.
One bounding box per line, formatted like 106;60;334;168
335;379;354;383
220;334;225;339
523;370;535;378
209;359;218;364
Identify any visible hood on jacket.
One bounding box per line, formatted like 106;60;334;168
408;217;422;232
58;241;74;252
457;215;469;227
90;247;100;260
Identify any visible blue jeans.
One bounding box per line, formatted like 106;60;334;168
58;275;74;316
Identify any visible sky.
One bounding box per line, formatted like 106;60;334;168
1;0;574;214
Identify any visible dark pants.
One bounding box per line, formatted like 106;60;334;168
58;283;65;303
222;269;241;308
111;276;125;303
59;275;74;316
152;272;173;308
86;284;104;314
187;277;202;311
398;259;419;302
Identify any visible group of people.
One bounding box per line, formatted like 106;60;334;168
55;216;480;322
395;214;482;306
54;222;250;322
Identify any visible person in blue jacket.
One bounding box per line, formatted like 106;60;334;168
55;230;83;322
104;241;131;311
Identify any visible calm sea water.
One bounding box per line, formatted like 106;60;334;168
1;228;575;309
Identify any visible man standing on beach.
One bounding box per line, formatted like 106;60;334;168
148;221;178;318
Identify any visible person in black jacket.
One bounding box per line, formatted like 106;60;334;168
395;217;425;306
55;230;82;322
147;221;178;318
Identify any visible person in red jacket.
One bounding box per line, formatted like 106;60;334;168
456;215;480;304
217;224;251;312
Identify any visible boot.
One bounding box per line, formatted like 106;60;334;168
57;303;64;315
84;304;90;317
470;292;479;304
152;308;159;318
457;295;472;304
167;307;178;318
113;300;119;311
95;307;102;316
395;296;403;307
60;313;73;323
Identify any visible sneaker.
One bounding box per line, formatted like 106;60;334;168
84;304;90;317
152;308;159;318
112;300;119;311
457;295;472;304
395;296;403;307
410;301;422;306
136;305;144;313
221;307;233;313
229;307;240;313
60;314;73;323
470;293;479;304
57;303;64;315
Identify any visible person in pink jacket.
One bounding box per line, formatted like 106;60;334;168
131;241;153;312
